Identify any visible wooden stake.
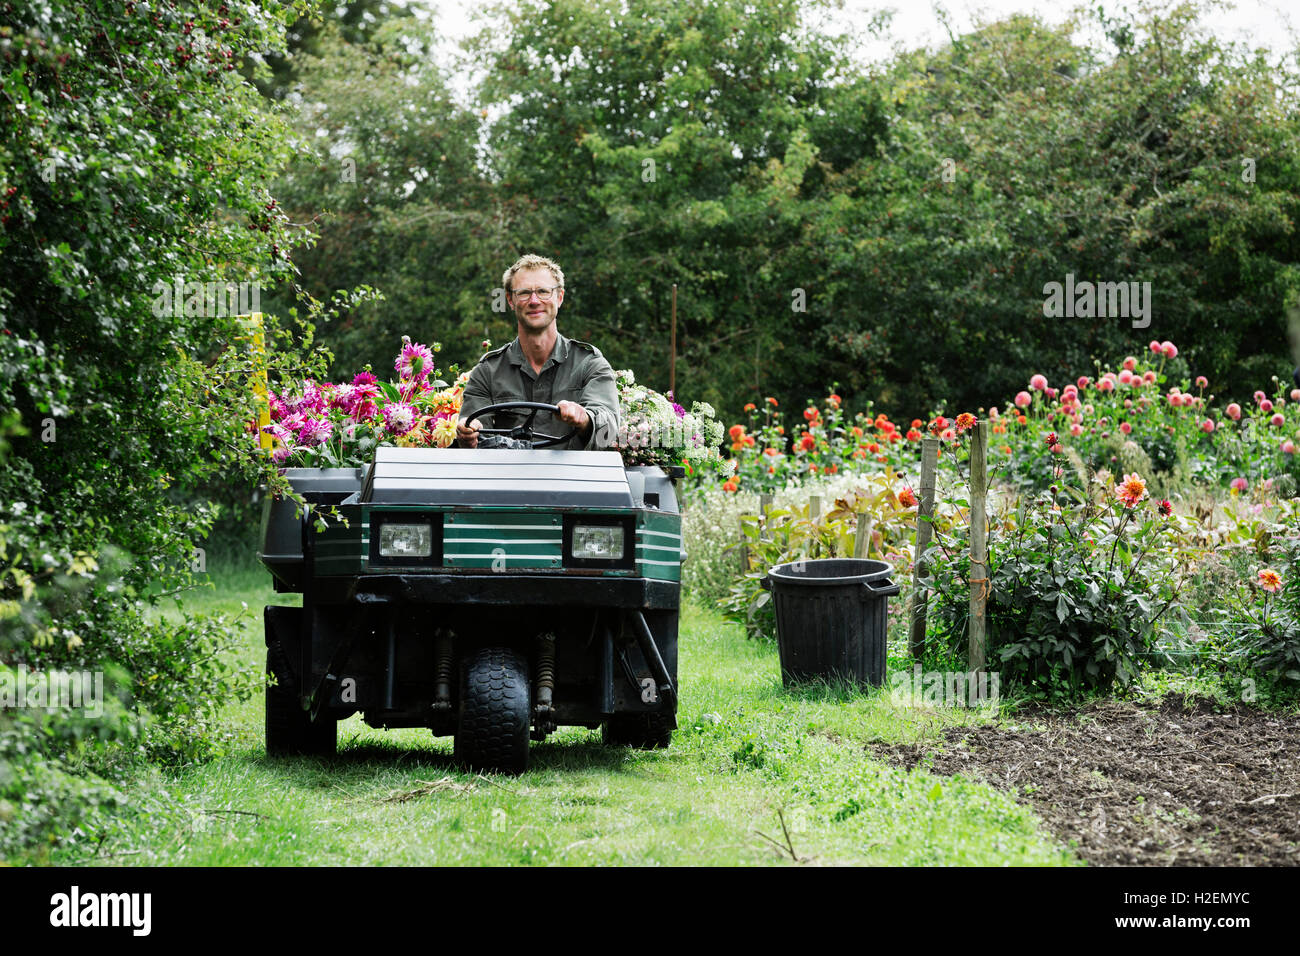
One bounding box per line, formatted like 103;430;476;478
739;515;752;572
239;312;272;450
968;421;989;674
809;494;822;557
854;512;872;559
669;283;677;400
909;437;940;659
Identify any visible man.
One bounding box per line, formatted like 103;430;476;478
456;254;620;450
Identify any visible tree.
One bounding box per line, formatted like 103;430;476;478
0;0;321;860
801;2;1300;415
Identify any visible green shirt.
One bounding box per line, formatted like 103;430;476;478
458;333;622;450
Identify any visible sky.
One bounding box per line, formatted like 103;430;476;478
419;0;1299;64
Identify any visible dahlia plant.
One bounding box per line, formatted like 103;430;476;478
923;459;1185;696
997;341;1300;493
1227;531;1300;690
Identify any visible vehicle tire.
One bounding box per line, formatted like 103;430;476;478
265;641;336;757
454;646;531;775
602;712;675;750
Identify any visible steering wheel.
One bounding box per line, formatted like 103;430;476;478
466;401;579;449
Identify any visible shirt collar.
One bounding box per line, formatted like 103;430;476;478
507;333;570;370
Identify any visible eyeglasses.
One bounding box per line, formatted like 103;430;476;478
511;287;559;302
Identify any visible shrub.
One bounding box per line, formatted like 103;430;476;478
718;471;921;640
1231;534;1300;690
0;0;327;861
924;463;1183;696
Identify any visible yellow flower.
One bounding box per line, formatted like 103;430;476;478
432;417;458;448
395;423;429;447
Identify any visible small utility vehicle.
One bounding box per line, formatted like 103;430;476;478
257;402;682;773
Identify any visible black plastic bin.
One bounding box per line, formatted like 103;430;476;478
762;558;900;689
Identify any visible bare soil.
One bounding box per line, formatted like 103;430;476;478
870;695;1300;866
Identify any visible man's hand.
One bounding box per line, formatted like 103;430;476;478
556;400;590;433
456;417;483;448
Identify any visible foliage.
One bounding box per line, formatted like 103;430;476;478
273;0;1300;426
720;471;921;639
268;16;503;381
1228;533;1300;690
924;458;1184;696
0;0;325;860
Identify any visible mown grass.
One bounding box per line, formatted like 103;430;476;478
67;562;1080;866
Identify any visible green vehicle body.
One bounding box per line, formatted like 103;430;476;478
258;445;683;772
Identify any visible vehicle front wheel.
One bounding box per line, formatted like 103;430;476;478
265;641;336;757
454;646;531;774
602;712;675;750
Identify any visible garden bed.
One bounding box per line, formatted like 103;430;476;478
869;696;1300;866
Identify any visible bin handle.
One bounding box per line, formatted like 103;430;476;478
761;576;772;591
862;579;901;599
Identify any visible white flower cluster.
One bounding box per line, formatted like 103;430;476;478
613;370;730;475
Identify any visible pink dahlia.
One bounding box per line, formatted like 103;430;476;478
350;384;381;421
330;383;358;412
296;417;333;447
395;336;435;382
1114;472;1149;508
262;423;294;464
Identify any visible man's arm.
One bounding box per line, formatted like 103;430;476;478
575;359;621;450
456;363;494;448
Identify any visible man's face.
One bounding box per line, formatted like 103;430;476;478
509;267;564;333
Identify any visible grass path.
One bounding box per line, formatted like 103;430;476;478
71;567;1079;866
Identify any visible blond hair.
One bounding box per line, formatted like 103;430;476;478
502;254;565;294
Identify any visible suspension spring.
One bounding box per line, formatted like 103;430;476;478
535;633;556;711
433;630;453;709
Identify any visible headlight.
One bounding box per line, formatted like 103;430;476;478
571;524;625;560
379;522;433;558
